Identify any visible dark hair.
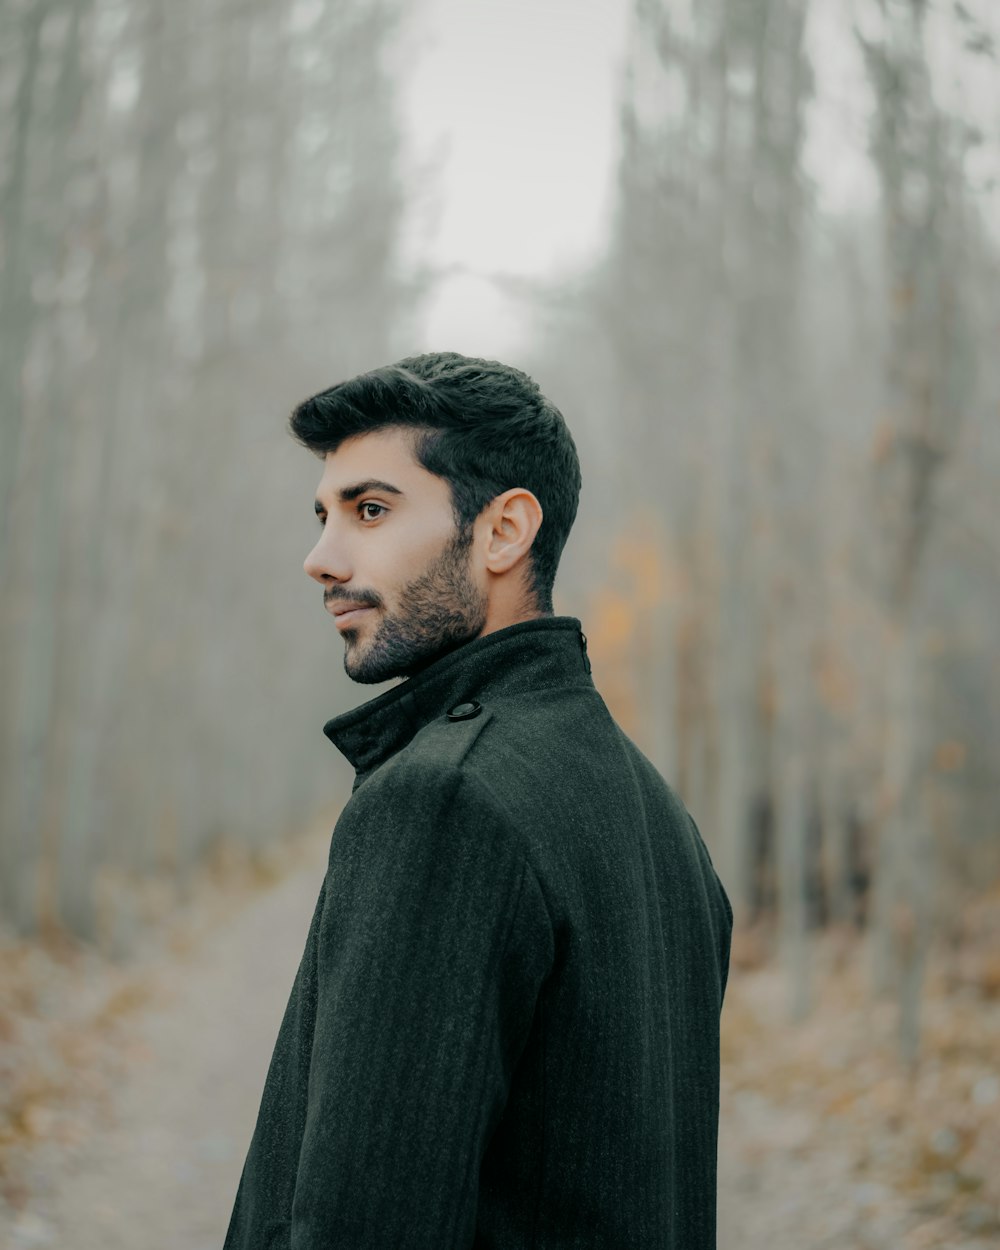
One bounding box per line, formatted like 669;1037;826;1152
287;351;582;615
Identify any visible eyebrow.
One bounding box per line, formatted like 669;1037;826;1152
314;479;405;515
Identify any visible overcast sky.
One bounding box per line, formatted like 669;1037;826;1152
394;0;1000;360
396;0;631;358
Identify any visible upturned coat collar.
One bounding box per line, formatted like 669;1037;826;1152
323;615;593;780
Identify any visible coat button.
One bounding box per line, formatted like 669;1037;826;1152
447;701;482;721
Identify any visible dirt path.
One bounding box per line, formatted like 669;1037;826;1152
2;831;330;1250
2;834;997;1249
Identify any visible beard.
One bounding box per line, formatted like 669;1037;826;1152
338;526;489;686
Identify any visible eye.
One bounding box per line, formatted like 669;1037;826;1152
358;502;386;521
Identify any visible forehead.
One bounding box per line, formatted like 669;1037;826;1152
313;428;440;499
319;428;412;477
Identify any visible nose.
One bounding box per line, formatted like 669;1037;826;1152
304;531;345;585
303;545;325;584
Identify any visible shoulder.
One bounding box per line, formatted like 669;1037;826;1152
333;703;516;859
401;686;608;814
405;697;497;777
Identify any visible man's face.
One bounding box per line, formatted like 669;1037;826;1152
304;428;489;684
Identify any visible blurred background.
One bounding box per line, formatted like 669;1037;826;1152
1;0;999;1246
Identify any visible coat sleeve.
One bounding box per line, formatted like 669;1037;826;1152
289;763;554;1249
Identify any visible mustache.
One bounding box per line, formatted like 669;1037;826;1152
325;594;377;609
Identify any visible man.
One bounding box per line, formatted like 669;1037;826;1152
223;352;733;1249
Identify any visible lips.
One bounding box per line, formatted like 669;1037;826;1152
333;607;373;628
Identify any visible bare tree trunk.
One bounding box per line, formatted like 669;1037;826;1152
858;0;975;1058
0;0;47;929
0;1;45;569
773;571;814;1019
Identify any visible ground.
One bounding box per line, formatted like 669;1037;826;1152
0;826;997;1249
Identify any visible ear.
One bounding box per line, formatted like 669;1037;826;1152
482;488;543;575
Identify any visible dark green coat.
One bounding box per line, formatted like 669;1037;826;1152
224;616;732;1249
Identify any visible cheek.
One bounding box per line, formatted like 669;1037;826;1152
400;516;450;558
382;524;454;581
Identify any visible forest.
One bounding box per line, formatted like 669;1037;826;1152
0;0;998;1245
